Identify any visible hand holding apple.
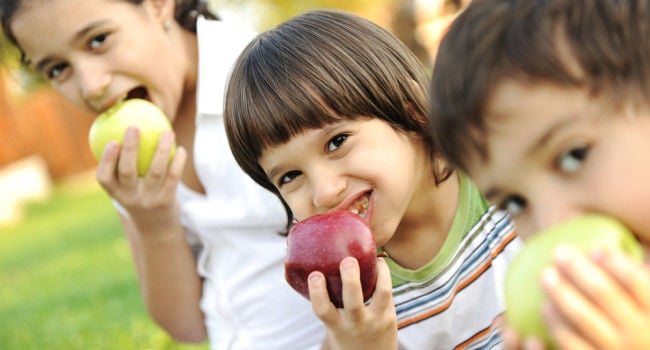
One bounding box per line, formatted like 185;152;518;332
505;214;644;348
88;99;175;177
285;210;378;308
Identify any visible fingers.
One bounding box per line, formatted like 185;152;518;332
542;246;650;349
308;257;366;325
93;127;183;209
117;127;140;184
521;337;547;350
542;302;593;350
309;257;398;350
95;140;120;192
368;258;394;312
308;271;338;324
542;264;617;347
500;325;523;350
499;312;548;350
160;145;187;195
591;249;650;310
340;257;365;320
144;131;177;191
308;257;394;326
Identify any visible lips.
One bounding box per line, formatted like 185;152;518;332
97;86;152;113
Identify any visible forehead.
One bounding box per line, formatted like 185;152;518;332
259;126;323;163
466;79;593;188
11;0;129;56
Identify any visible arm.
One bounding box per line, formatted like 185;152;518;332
120;214;206;342
97;128;206;342
540;246;650;349
309;257;397;350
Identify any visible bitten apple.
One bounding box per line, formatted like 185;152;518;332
505;214;644;348
88;99;175;177
285;210;378;308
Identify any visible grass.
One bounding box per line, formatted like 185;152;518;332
0;178;209;350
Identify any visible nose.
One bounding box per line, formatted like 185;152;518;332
310;168;346;211
75;61;111;111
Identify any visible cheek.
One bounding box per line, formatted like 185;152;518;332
53;84;86;111
591;156;650;242
282;190;313;222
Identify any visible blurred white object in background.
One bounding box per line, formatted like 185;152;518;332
415;0;470;63
0;155;52;226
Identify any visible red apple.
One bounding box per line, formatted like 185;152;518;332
285;210;378;308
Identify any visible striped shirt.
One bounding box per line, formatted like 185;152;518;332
385;173;522;349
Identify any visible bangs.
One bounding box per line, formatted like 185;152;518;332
225;21;414;163
230;53;347;160
224;9;432;194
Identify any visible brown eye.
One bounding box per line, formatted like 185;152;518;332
47;62;68;80
557;146;589;173
327;134;348;153
89;33;107;50
500;195;526;216
278;170;301;187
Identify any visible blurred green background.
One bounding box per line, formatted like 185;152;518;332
0;1;461;349
0;178;206;349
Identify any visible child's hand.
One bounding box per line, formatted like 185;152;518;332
500;322;547;350
308;257;396;350
541;246;650;349
95;127;187;231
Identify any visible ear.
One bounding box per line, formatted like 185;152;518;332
147;0;175;22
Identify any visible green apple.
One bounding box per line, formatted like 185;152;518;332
88;99;175;177
505;214;644;348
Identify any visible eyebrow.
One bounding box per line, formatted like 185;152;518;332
482;114;581;202
526;113;581;158
33;19;108;73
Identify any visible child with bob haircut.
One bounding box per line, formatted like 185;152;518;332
429;0;650;348
224;9;521;349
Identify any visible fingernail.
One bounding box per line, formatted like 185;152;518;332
341;257;356;270
554;244;575;264
308;272;323;284
541;267;559;288
161;131;173;142
126;127;139;138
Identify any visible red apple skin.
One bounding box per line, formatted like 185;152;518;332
285;210;378;308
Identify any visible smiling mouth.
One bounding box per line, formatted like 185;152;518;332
349;194;369;218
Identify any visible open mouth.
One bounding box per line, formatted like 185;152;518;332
349;194;369;218
126;86;149;101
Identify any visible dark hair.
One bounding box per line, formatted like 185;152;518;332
428;0;650;171
0;0;217;47
224;9;451;216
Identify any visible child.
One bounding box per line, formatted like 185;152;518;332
0;0;325;348
428;0;650;348
224;9;521;349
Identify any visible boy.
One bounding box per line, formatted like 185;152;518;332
224;9;520;349
428;0;650;348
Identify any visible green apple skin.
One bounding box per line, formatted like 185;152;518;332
505;214;644;348
88;99;175;177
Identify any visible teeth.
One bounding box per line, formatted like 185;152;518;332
349;196;368;218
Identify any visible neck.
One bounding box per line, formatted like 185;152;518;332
383;171;459;270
